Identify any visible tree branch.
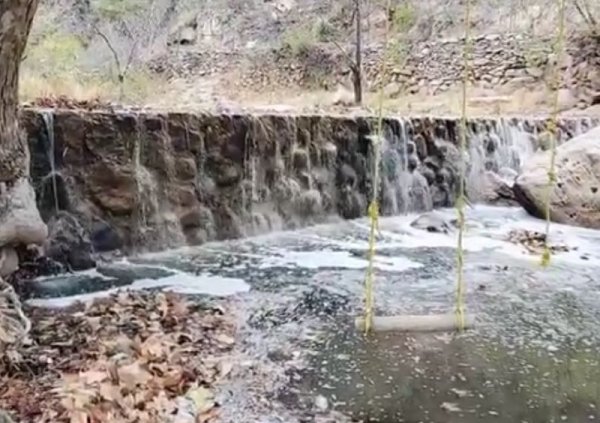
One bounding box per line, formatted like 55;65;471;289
93;24;122;76
331;39;358;72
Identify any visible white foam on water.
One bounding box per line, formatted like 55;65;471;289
298;206;600;267
33;268;117;283
27;288;120;308
131;273;250;296
258;250;422;272
27;271;250;309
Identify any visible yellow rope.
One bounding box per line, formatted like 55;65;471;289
541;0;567;267
455;0;471;332
363;0;391;334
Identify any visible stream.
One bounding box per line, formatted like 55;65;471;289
26;206;600;422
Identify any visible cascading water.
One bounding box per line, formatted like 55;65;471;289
133;115;147;230
379;119;414;215
132;116;185;249
40;110;60;215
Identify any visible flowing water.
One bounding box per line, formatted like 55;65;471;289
26;206;600;422
40;110;60;215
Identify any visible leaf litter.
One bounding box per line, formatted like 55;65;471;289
0;290;237;422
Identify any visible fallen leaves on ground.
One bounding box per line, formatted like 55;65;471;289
24;95;116;111
0;291;236;423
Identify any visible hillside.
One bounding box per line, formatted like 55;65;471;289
23;0;600;116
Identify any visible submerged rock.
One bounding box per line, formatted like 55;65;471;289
410;212;453;234
514;126;600;229
45;211;96;271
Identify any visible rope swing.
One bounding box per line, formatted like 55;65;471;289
541;0;567;267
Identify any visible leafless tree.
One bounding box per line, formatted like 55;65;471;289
332;0;363;105
573;0;598;35
88;0;177;100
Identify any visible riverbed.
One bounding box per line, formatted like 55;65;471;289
27;206;600;422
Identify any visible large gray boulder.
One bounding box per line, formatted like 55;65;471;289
513;126;600;229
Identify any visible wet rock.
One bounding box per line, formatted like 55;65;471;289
484;159;498;172
410;172;433;211
413;134;428;159
321;142;337;165
293;148;309;171
338;164;357;188
44;211;96;271
90;220;123;252
274;177;302;204
421;166;436;185
7;246;64;288
87;164;137;214
214;205;243;239
485;135;498;154
339;188;365;219
431;184;451;208
514;126;600;229
481;171;517;206
424;156;441;171
410;212;452;234
174;157;197;181
295;190;323;218
407;155;419;172
214;161;242;187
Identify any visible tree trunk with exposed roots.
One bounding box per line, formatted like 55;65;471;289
0;0;39;183
0;0;45;352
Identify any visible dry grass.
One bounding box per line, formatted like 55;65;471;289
19;70;169;105
220;80;599;118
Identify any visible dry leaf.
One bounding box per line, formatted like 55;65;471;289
118;362;152;390
69;410;89;423
196;407;219;423
186;386;215;415
215;334;234;346
218;361;233;379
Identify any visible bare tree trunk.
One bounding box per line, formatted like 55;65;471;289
353;0;363;105
0;0;40;183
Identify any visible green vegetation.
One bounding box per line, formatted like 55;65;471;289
390;2;416;34
24;32;85;75
281;18;338;56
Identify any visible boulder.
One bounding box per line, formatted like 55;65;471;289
45;212;96;271
513;126;600;229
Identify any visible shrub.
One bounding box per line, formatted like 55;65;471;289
282;26;317;56
391;2;417;34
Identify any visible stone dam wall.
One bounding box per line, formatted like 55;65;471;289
21;108;599;257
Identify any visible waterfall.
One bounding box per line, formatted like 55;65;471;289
133;116;147;230
40;110;60;215
379;119;414;215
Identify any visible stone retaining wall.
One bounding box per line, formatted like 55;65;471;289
21;108;599;254
164;34;599;107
